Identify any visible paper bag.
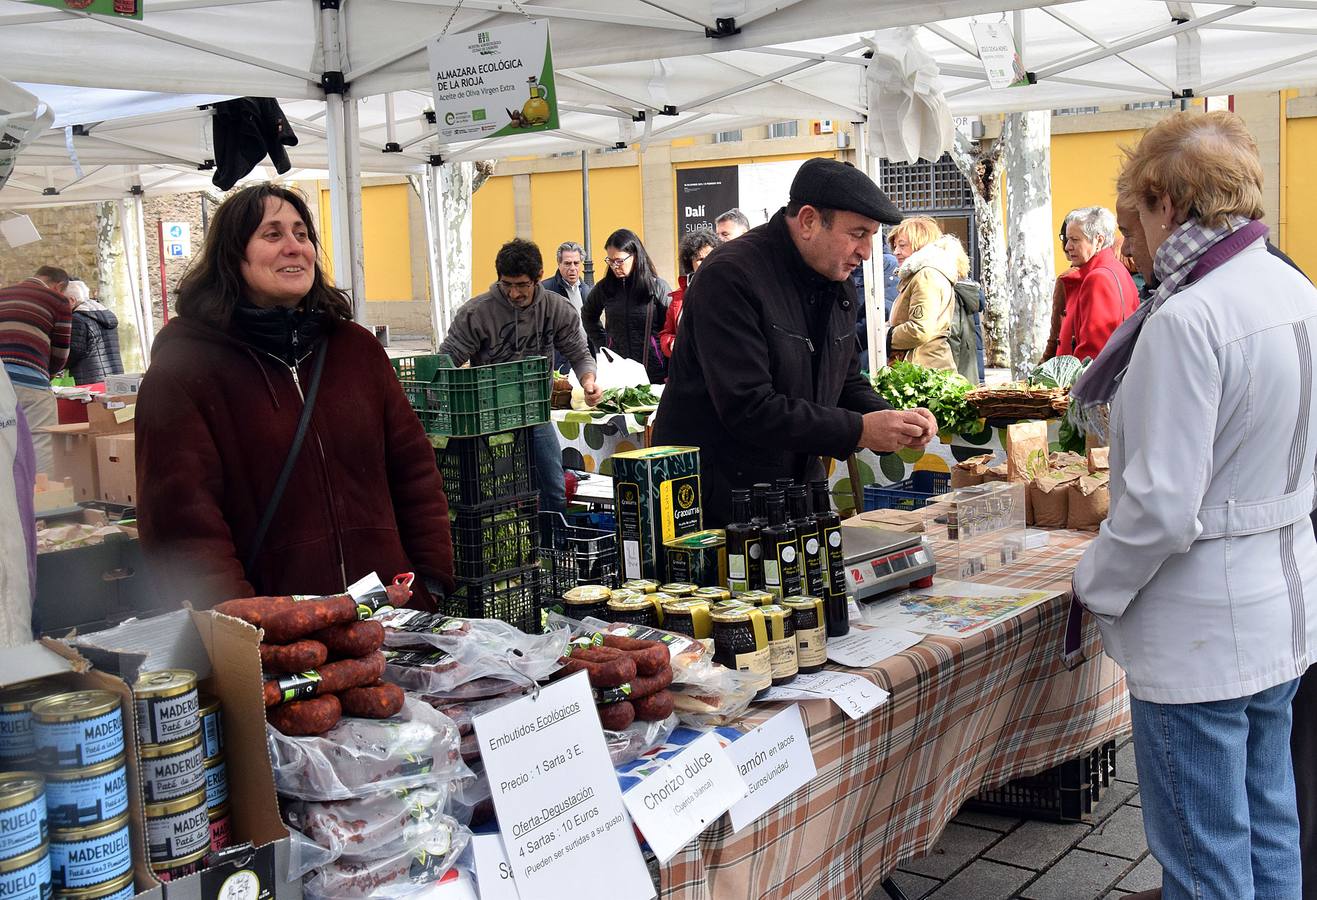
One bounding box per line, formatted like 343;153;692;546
1067;472;1110;531
950;453;994;488
1087;447;1110;473
1029;472;1078;528
983;463;1009;483
1006;421;1050;483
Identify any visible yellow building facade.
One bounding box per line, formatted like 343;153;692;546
342;92;1317;337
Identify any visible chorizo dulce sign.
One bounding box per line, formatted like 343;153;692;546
427;20;560;144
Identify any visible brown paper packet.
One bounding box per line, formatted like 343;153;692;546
950;453;995;488
1067;472;1110;531
1029;472;1079;527
1087;447;1110;474
983;463;1010;483
1006;421;1050;482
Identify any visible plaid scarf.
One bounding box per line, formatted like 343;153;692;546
1069;215;1265;437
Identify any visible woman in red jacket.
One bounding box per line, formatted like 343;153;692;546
1056;205;1140;361
659;229;722;360
135;184;454;609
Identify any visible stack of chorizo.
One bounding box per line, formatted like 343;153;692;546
218;591;401;735
550;633;675;728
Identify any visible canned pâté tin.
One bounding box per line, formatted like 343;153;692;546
30;694;123;770
132;670;199;747
48;814;132;892
202;756;227;811
144;789;209;864
0;773;46;863
0;843;51;900
0;683;53;766
55;869;134;900
43;757;129;831
148;846;208;883
139;734;205;805
196;695;223;760
207;803;231;853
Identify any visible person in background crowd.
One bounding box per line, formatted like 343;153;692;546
715;208;750;241
1055;205;1139;361
1116;198;1157;302
440;239;602;512
64;279;124;385
582;228;672;384
952;248;986;384
654;158;936;526
886;216;960;373
0;265;71;475
136;183;455;609
1071;111;1317;900
659;229;721;360
0;366;36;646
542;241;590;314
882;248;900;318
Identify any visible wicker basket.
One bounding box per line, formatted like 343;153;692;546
967;384;1070;420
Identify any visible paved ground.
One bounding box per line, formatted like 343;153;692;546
874;733;1159;900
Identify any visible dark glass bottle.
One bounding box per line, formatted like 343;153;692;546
790;485;827;598
811;480;850;637
774;477;795;496
725;489;762;594
751;483;772;528
761;491;802;599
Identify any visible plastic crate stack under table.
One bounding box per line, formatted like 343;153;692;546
538;510;620;601
393;354;552;633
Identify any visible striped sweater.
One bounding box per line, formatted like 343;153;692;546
0;278;72;388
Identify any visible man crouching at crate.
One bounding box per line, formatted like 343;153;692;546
440;239;603;511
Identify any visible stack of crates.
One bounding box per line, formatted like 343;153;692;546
393;353;552;633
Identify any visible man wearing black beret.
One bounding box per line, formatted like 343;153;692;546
653;157;938;526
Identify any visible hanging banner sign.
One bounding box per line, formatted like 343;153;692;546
675;166;738;238
23;0;142;19
969;21;1030;90
428;20;559;144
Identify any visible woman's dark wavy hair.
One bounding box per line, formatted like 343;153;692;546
599;228;661;299
678;229;721;276
175;183;354;328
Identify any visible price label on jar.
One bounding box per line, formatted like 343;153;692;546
473;672;655;900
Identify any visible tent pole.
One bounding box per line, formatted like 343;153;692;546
117;198;151;365
131;193;155;351
581;150;594;285
344;96;367;318
420;165;445;349
857;121;885;371
320;0;365;321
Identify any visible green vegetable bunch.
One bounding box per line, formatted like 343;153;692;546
597;384;661;414
871;361;982;435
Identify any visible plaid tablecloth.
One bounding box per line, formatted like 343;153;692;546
660;529;1130;900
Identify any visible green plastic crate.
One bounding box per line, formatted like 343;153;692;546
393;354;551;436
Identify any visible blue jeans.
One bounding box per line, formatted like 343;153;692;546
1131;678;1302;900
531;422;565;513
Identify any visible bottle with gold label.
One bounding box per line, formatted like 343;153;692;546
521;77;551;125
812;480;850;637
761;491;801;599
725;489;761;594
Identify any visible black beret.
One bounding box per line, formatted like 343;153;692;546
789;157;903;226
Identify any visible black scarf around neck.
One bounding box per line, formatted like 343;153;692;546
231;299;329;366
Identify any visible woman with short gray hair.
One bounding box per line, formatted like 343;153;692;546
1055;204;1139;360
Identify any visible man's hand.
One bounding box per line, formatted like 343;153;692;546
581;375;603;407
859;409;936;453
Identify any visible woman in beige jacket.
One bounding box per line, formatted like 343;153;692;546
886;216;965;372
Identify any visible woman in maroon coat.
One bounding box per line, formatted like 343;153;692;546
135;184;454;609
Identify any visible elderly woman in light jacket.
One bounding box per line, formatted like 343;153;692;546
1071;111;1317;900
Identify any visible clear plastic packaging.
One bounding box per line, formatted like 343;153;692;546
604;713;678;766
301;814;470;899
270;696;470;801
375;612;568;694
284;784;456;862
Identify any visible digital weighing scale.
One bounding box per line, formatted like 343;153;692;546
840;525;937;602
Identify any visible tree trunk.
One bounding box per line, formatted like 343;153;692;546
950;131;1008;369
435;160;476;339
1002;111;1056;379
95;201;145;372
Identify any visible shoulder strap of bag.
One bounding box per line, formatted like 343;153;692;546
244;343;329;574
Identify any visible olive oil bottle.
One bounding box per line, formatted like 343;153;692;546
811;480;850;636
762;491;802;599
789;484;827;598
725;489;761;593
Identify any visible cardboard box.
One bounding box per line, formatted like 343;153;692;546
86;395;137;435
612;446;703;580
42;423;100;500
34;510;156;637
75;611;299;899
96;433;137;505
843;508;926;533
0;640;164;900
34;474;76;512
